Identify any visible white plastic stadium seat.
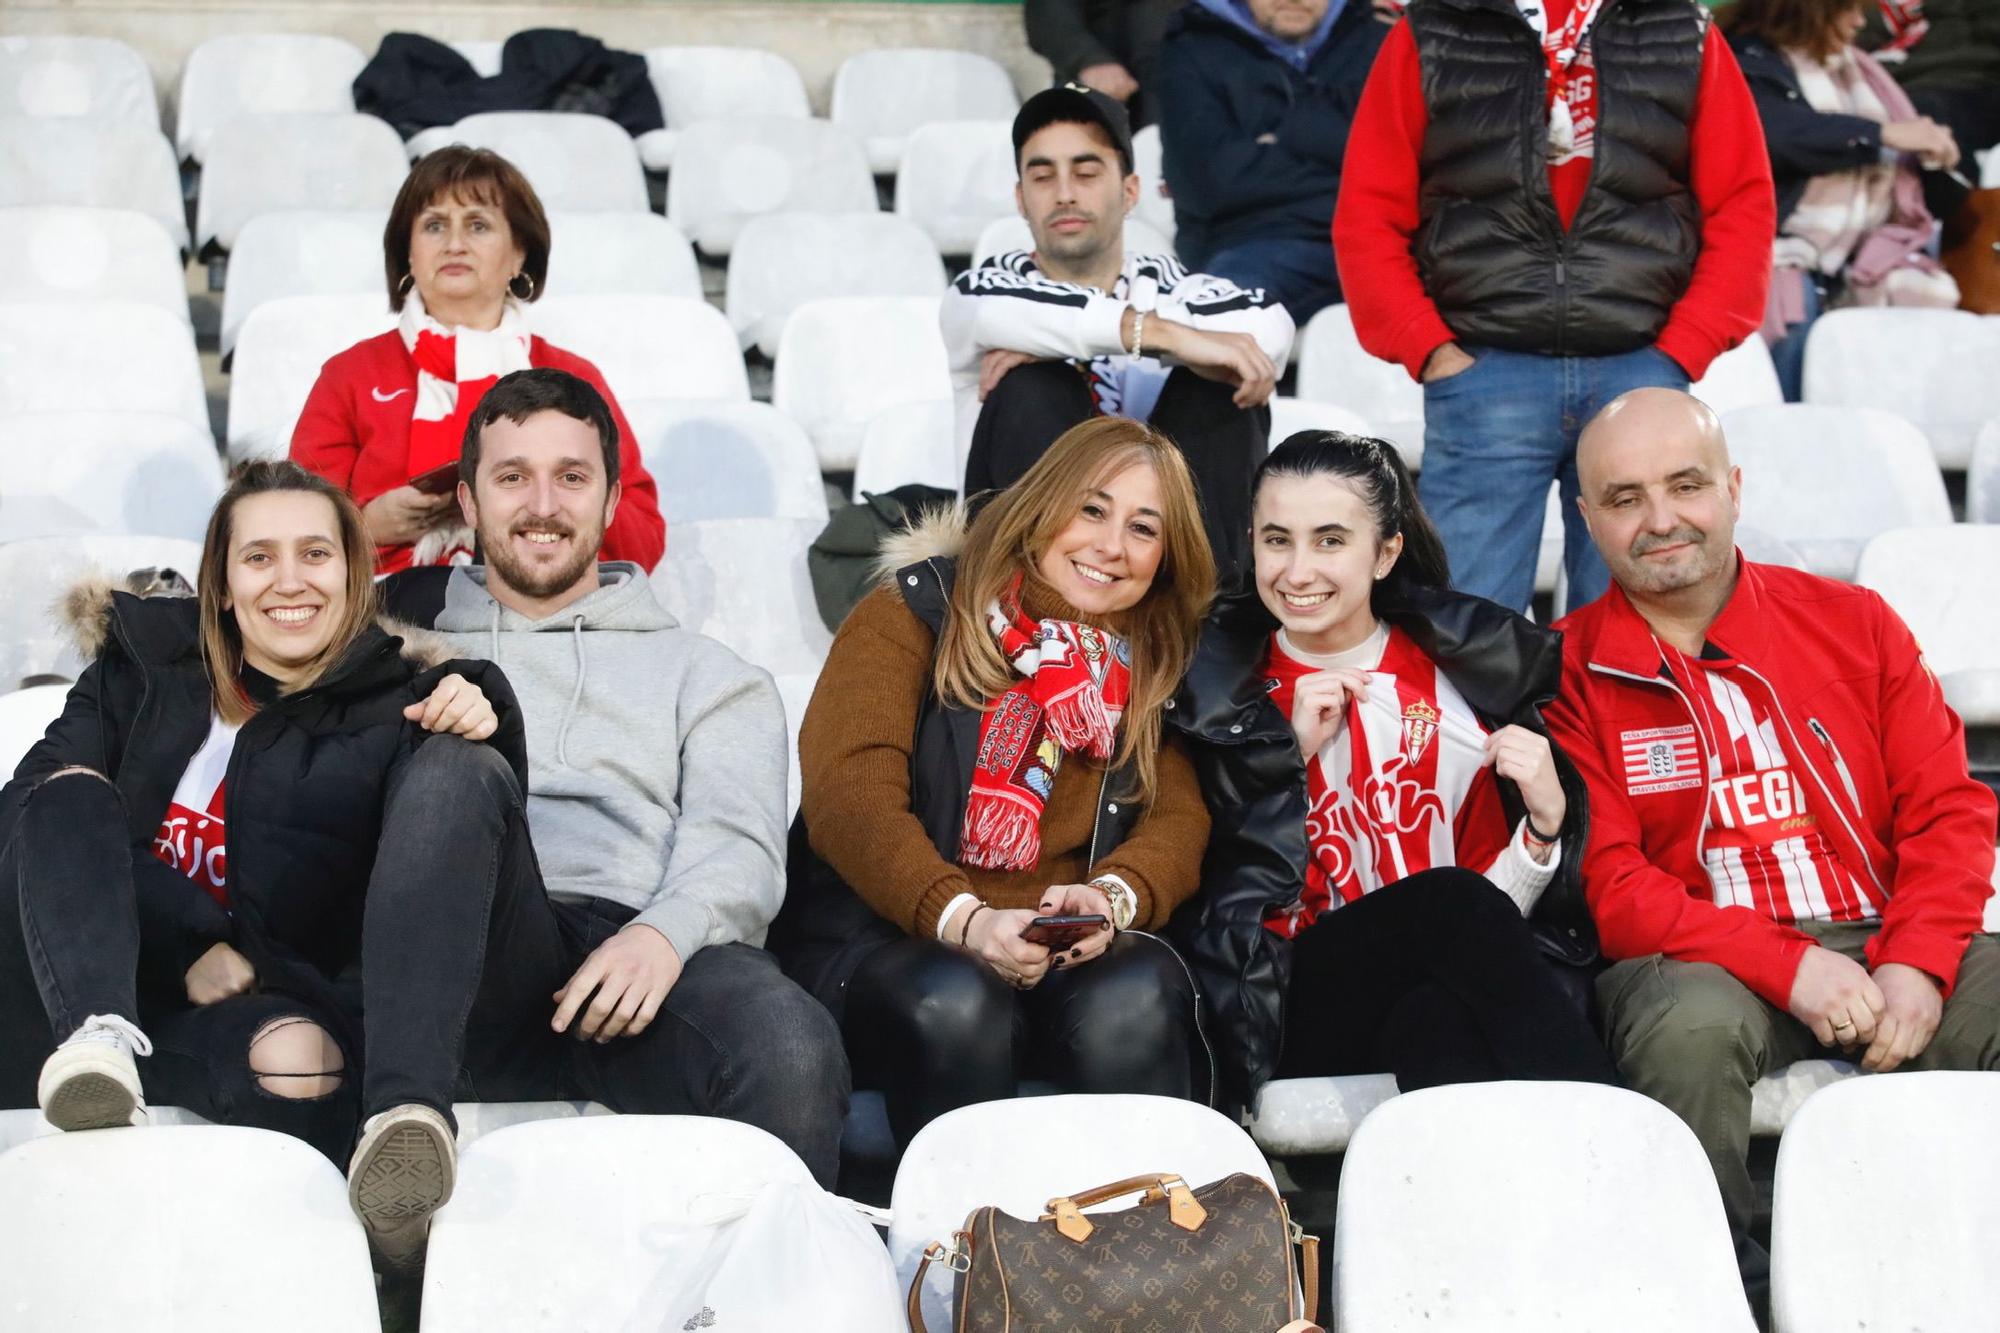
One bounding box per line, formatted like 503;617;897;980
195;112;408;253
1336;1083;1756;1332
772;668;817;816
830;48;1019;175
639;46;810;172
0;1102;600;1158
436;111;649;213
1983;145;2000;189
1722;403;1951;580
0;534;205;685
890;1095;1278;1333
653;517;832;676
1296;303;1424;469
1131;123;1177;246
175;34;366;164
226;293;394;463
1269;396;1371;448
422;1116;829;1333
0;411;224;543
543;212;702;302
772;295;951;471
1772;1072;2000;1333
1689;336;1782;415
623;399;829;524
0;207;187;322
528;294;749;404
893;119;1018;257
1966;418;2000;524
0;300;206;433
1858;526;2000;726
450;39;504;77
0;118;188;251
666;117;878;258
219;210;383;356
0;36;156;127
0;1126;378;1332
0;685;67;771
1801;307;2000;468
853;399;959;496
727;212;947;357
971;215;1176;268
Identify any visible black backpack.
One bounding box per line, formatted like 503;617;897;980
805;484;956;632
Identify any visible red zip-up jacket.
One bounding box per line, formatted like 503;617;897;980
1333;11;1775;382
290;331;666;575
1548;558;1996;1007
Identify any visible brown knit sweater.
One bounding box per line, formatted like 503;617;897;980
799;580;1211;939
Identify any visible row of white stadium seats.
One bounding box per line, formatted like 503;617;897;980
7;1076;2000;1331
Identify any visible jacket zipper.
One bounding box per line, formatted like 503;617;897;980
1806;717;1864;812
1766;702;1885;899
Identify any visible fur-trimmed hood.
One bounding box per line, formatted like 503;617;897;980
871;501;969;586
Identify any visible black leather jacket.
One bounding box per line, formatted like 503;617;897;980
1166;579;1599;1108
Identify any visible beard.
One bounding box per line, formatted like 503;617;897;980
481;516;602;601
1618;524;1727;594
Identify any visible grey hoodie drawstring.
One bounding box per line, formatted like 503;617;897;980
555;615;586;767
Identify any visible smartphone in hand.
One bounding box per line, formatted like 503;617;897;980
1020;915;1109;951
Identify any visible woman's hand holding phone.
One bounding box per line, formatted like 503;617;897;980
1033;884;1117;968
961;907;1053;989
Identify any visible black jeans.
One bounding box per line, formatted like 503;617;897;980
0;771;357;1161
843;930;1198;1148
1277;867;1619;1089
963;360;1270;579
372;737;851;1187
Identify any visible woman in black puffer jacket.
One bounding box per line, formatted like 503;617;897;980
1170;431;1618;1113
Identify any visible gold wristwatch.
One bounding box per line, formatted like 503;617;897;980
1091;875;1139;932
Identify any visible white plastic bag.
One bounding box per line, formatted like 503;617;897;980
617;1180;902;1333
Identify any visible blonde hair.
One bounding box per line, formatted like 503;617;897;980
935;417;1216;803
198;462;378;724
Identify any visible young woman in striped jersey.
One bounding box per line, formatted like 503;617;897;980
1172;431;1619;1111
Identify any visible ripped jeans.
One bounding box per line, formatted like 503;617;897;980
0;771;356;1161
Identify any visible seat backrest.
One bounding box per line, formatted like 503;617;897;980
0;117;188;250
1855;526;2000;677
0;36;157;127
771;294;951;470
195;112;408;253
0;534;207;683
893;119;1018;257
665;116;878;258
1336;1082;1756;1332
623;398;829;524
449;39;504;76
1966;418;2000;524
0;1125;379;1332
421;1116;818;1333
0;299;207;432
0;684;68;771
442;110;648;213
175;34;366;163
853;398;959;495
830;48;1019;174
1801;307;2000;467
0;206;187;321
646;46;809;130
218;209;384;356
1268;397;1372;450
651;516;833;675
0;410;224;543
1130;123;1176;243
226;292;394;462
1772;1072;2000;1333
1294;303;1424;466
544;211;702;302
971;214;1174;268
1690;336;1783;415
727;211;947;357
528;294;749;405
888;1094;1278;1333
1722;403;1952;579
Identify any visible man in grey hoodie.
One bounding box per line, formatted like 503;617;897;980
382;368;848;1185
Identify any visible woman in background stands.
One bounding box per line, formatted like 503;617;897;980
290;145;663;573
772;418;1216;1147
1174;432;1618;1117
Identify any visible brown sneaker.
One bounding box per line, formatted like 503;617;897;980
347;1103;456;1273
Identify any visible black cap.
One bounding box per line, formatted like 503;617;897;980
1011;82;1135;176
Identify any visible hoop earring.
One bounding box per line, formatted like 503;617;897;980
509;271;536;301
397;273;414;296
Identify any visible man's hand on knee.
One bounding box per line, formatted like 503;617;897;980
1860;962;1944;1073
978;349;1041;402
551;923;683;1044
1787;945;1886;1048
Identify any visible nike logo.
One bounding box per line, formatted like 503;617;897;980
371;386;411;402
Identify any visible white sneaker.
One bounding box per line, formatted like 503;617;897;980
347;1103;457;1273
37;1014;152;1132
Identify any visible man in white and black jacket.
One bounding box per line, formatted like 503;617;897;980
943;84;1296;576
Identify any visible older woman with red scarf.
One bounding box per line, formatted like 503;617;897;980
290;147;664;573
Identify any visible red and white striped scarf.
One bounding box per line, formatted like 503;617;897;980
959;580;1132;871
1876;0;1928;56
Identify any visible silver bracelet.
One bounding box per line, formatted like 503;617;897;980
1129;309;1146;359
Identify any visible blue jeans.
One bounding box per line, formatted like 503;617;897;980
1419;344;1689;614
1204;236;1342;328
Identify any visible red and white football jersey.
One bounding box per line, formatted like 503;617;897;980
150;714;241;908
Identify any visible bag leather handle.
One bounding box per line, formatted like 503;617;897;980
1042;1173;1206;1243
1300;1232;1320;1323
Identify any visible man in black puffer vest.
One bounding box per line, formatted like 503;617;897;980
1335;0;1775;615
